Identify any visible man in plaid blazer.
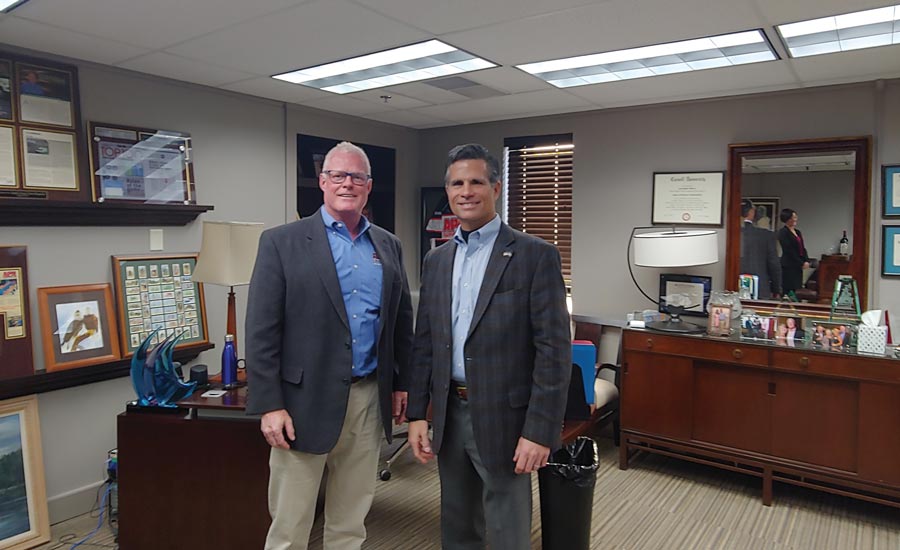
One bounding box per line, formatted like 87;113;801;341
406;143;571;549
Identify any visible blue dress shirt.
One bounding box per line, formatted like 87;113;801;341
321;208;383;377
451;215;501;383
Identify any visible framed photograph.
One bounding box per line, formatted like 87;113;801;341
111;254;209;357
883;226;900;277
37;284;120;372
744;196;780;231
707;304;732;336
15;63;75;128
0;394;49;550
739;313;776;340
0;59;12;121
652;172;724;226
20;128;78;191
88;122;195;204
0;125;16;188
811;320;857;350
884;164;900;218
0;246;33;381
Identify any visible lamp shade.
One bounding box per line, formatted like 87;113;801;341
192;221;265;287
633;229;718;268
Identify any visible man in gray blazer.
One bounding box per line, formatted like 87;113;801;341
406;144;571;549
245;141;413;550
740;199;782;299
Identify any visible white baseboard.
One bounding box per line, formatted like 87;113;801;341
48;480;108;524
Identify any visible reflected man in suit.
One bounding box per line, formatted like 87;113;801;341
407;144;572;550
739;199;782;299
245;141;413;550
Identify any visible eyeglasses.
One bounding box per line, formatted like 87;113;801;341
322;170;370;186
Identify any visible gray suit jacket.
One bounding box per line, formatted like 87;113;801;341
740;220;782;299
245;210;413;454
407;222;572;474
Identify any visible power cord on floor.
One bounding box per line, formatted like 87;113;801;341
67;481;112;549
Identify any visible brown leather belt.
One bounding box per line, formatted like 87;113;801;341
351;371;376;384
450;381;468;401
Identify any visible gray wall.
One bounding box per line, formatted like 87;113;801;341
417;80;899;329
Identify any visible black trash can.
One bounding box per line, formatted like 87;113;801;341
538;436;599;550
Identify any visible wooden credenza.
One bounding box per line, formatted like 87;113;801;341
620;329;900;507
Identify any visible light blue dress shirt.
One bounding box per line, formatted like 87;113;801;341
321;208;383;377
451;215;501;383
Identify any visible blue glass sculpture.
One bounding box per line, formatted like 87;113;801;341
130;329;198;407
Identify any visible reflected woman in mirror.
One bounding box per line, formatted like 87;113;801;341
777;208;810;297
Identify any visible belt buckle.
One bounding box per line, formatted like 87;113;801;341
455;385;468;401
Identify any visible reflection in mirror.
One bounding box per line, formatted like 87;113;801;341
726;137;870;312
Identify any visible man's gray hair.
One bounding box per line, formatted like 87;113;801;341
444;143;501;186
323;141;371;174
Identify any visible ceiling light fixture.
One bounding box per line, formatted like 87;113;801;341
777;4;900;58
515;29;777;88
272;39;496;94
0;0;28;13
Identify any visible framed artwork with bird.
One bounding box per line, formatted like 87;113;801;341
37;283;120;372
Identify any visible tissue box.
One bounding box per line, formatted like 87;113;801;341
857;325;888;355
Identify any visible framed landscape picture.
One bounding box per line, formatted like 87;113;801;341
37;283;120;372
0;394;49;550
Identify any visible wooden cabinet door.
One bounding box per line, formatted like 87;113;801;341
771;372;858;472
858;383;900;485
692;362;771;454
621;351;692;440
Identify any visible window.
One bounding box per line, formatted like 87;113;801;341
503;134;574;286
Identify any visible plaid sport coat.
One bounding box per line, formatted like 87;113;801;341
407;222;572;474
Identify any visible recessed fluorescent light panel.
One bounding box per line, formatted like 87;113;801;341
272;40;496;94
516;29;776;88
777;4;900;58
0;0;28;12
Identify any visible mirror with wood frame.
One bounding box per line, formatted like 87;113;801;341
725;137;871;313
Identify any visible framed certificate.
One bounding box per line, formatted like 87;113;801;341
0;246;33;381
0;59;12;121
883;164;900;218
111;254;209;357
89;122;195;204
0;125;17;187
652;172;725;226
883;226;900;277
21;127;78;191
15;62;75;128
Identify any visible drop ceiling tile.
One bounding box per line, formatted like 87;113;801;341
363;109;453;129
413;89;592;124
350;90;431;110
354;0;598;35
167;0;428;76
0;16;149;65
221;76;332;103
117;52;256;87
303;95;393;117
382;82;467;104
461;67;549;94
12;0;307;50
753;0;892;27
788;46;900;86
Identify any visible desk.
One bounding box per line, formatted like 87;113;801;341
620;328;900;507
117;388;270;550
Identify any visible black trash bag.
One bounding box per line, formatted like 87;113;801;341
538;436;599;550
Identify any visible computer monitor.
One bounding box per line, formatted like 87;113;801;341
658;274;712;318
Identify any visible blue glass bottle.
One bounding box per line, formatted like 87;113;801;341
222;334;237;387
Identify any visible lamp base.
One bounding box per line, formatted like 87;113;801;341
647;318;705;334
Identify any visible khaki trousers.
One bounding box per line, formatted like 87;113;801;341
264;378;381;550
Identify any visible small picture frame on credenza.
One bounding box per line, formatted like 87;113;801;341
707;304;732;337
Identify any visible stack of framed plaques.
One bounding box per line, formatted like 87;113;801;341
111;254;209;356
0;246;33;380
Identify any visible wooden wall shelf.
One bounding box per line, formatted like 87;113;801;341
0;342;214;400
0;200;213;226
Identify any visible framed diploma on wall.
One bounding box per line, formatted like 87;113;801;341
652;171;725;226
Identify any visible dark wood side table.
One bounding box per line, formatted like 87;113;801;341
117;388;270;550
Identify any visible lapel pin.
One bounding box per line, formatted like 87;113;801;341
502;251;513;257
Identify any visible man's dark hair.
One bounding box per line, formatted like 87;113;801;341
779;208;796;224
740;199;754;218
445;143;501;185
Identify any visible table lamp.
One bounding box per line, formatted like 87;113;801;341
192;221;264;354
628;227;718;333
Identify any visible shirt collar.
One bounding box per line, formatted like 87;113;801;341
321;207;370;238
453;214;501;245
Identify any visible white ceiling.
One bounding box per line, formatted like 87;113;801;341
1;0;899;129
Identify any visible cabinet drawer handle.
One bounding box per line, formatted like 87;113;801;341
732;349;743;360
646;338;653;349
799;356;809;368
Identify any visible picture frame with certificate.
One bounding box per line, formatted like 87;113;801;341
111;254;209;357
652;172;724;226
882;226;900;277
89;122;196;204
37;283;121;372
0;59;12;122
0;246;33;381
20;127;78;192
0;394;50;550
15;62;76;129
883;164;900;218
0;124;17;188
